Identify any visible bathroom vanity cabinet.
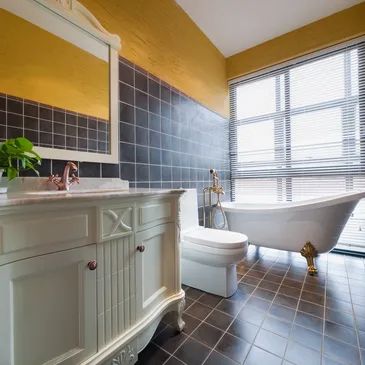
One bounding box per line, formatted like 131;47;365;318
0;190;185;365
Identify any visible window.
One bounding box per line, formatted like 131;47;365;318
230;40;365;252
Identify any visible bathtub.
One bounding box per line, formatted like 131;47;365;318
221;191;365;273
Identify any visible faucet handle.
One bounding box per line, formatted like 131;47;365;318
69;173;80;186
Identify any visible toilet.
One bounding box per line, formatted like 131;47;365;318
180;189;248;297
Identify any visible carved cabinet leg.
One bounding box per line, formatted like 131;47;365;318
300;241;318;275
174;298;185;332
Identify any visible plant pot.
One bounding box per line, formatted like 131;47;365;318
0;169;7;194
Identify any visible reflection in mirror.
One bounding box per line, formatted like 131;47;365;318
0;8;110;154
0;0;120;163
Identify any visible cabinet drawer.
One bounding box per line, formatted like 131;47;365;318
0;208;94;260
137;200;172;230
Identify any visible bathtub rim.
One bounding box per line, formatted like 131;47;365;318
221;191;365;214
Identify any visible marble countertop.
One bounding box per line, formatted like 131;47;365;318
0;188;186;207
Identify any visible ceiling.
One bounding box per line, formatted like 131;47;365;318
175;0;363;57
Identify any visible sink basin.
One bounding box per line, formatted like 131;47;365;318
7;177;129;195
24;188;127;195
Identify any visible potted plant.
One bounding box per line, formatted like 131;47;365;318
0;137;42;193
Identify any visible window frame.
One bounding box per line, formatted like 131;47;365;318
229;37;365;249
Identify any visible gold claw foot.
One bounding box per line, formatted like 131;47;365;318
300;242;318;275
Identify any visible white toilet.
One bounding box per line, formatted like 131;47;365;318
180;189;248;297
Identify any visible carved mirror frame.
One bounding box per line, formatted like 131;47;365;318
1;0;121;163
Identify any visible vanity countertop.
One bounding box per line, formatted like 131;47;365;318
0;188;186;208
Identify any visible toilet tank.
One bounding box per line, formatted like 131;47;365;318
180;189;200;232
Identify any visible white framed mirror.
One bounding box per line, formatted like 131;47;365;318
0;0;121;163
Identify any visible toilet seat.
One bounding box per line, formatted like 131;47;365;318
183;227;247;249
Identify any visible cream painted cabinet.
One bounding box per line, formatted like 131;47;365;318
135;223;176;319
0;245;97;365
0;192;185;365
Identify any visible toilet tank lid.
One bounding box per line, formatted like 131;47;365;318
183;228;248;249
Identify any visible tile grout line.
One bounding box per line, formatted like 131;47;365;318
201;251;285;364
345;257;363;365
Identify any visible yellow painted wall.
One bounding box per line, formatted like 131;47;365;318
0;9;109;120
81;0;228;116
227;2;365;80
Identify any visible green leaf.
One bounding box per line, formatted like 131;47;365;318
15;137;33;152
0;137;42;177
7;166;18;181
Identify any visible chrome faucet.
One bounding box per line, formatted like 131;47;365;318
48;161;79;191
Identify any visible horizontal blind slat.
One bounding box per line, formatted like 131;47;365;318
230;40;365;250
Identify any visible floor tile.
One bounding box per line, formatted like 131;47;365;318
264;273;284;284
237;305;266;327
290;324;322;351
215;333;251;363
278;285;301;299
324;320;358;346
273;293;298;309
241;275;261;286
197;293;223;309
358;330;365;349
285;341;321;365
300;290;324;305
153;325;188;354
140;250;365;365
203;350;238;365
322;356;343;365
325;308;355;328
294;311;323;333
258;279;281;292
326;297;352;313
262;316;292;338
182;313;201;335
186;302;213;321
252;287;276;301
298;300;324;318
205;310;233;331
191;322;223;348
136;343;170;365
237;282;255;295
268;303;296;322
216;299;244;316
323;336;361;365
164;356;186;365
227;318;259;343
254;328;287;357
246;296;271;311
174;338;211;365
185;287;204;300
244;346;282;365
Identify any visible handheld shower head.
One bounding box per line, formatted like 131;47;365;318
210;169;216;174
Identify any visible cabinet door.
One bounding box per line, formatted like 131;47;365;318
135;223;176;319
0;245;97;365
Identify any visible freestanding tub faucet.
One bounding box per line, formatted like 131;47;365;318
48;161;79;191
203;169;226;228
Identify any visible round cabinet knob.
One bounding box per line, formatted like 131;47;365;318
136;245;145;252
87;260;97;270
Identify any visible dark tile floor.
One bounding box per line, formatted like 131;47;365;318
136;245;365;365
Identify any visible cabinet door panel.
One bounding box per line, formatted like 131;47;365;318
0;245;97;365
136;223;175;318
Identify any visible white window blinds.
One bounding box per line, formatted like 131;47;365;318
229;40;365;252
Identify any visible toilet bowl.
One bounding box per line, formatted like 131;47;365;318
180;189;248;297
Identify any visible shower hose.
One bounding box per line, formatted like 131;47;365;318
212;192;228;230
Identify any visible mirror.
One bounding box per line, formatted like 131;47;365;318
0;0;121;163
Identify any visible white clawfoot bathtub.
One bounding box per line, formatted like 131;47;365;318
221;191;365;254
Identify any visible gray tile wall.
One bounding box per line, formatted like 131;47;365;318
0;57;231;222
